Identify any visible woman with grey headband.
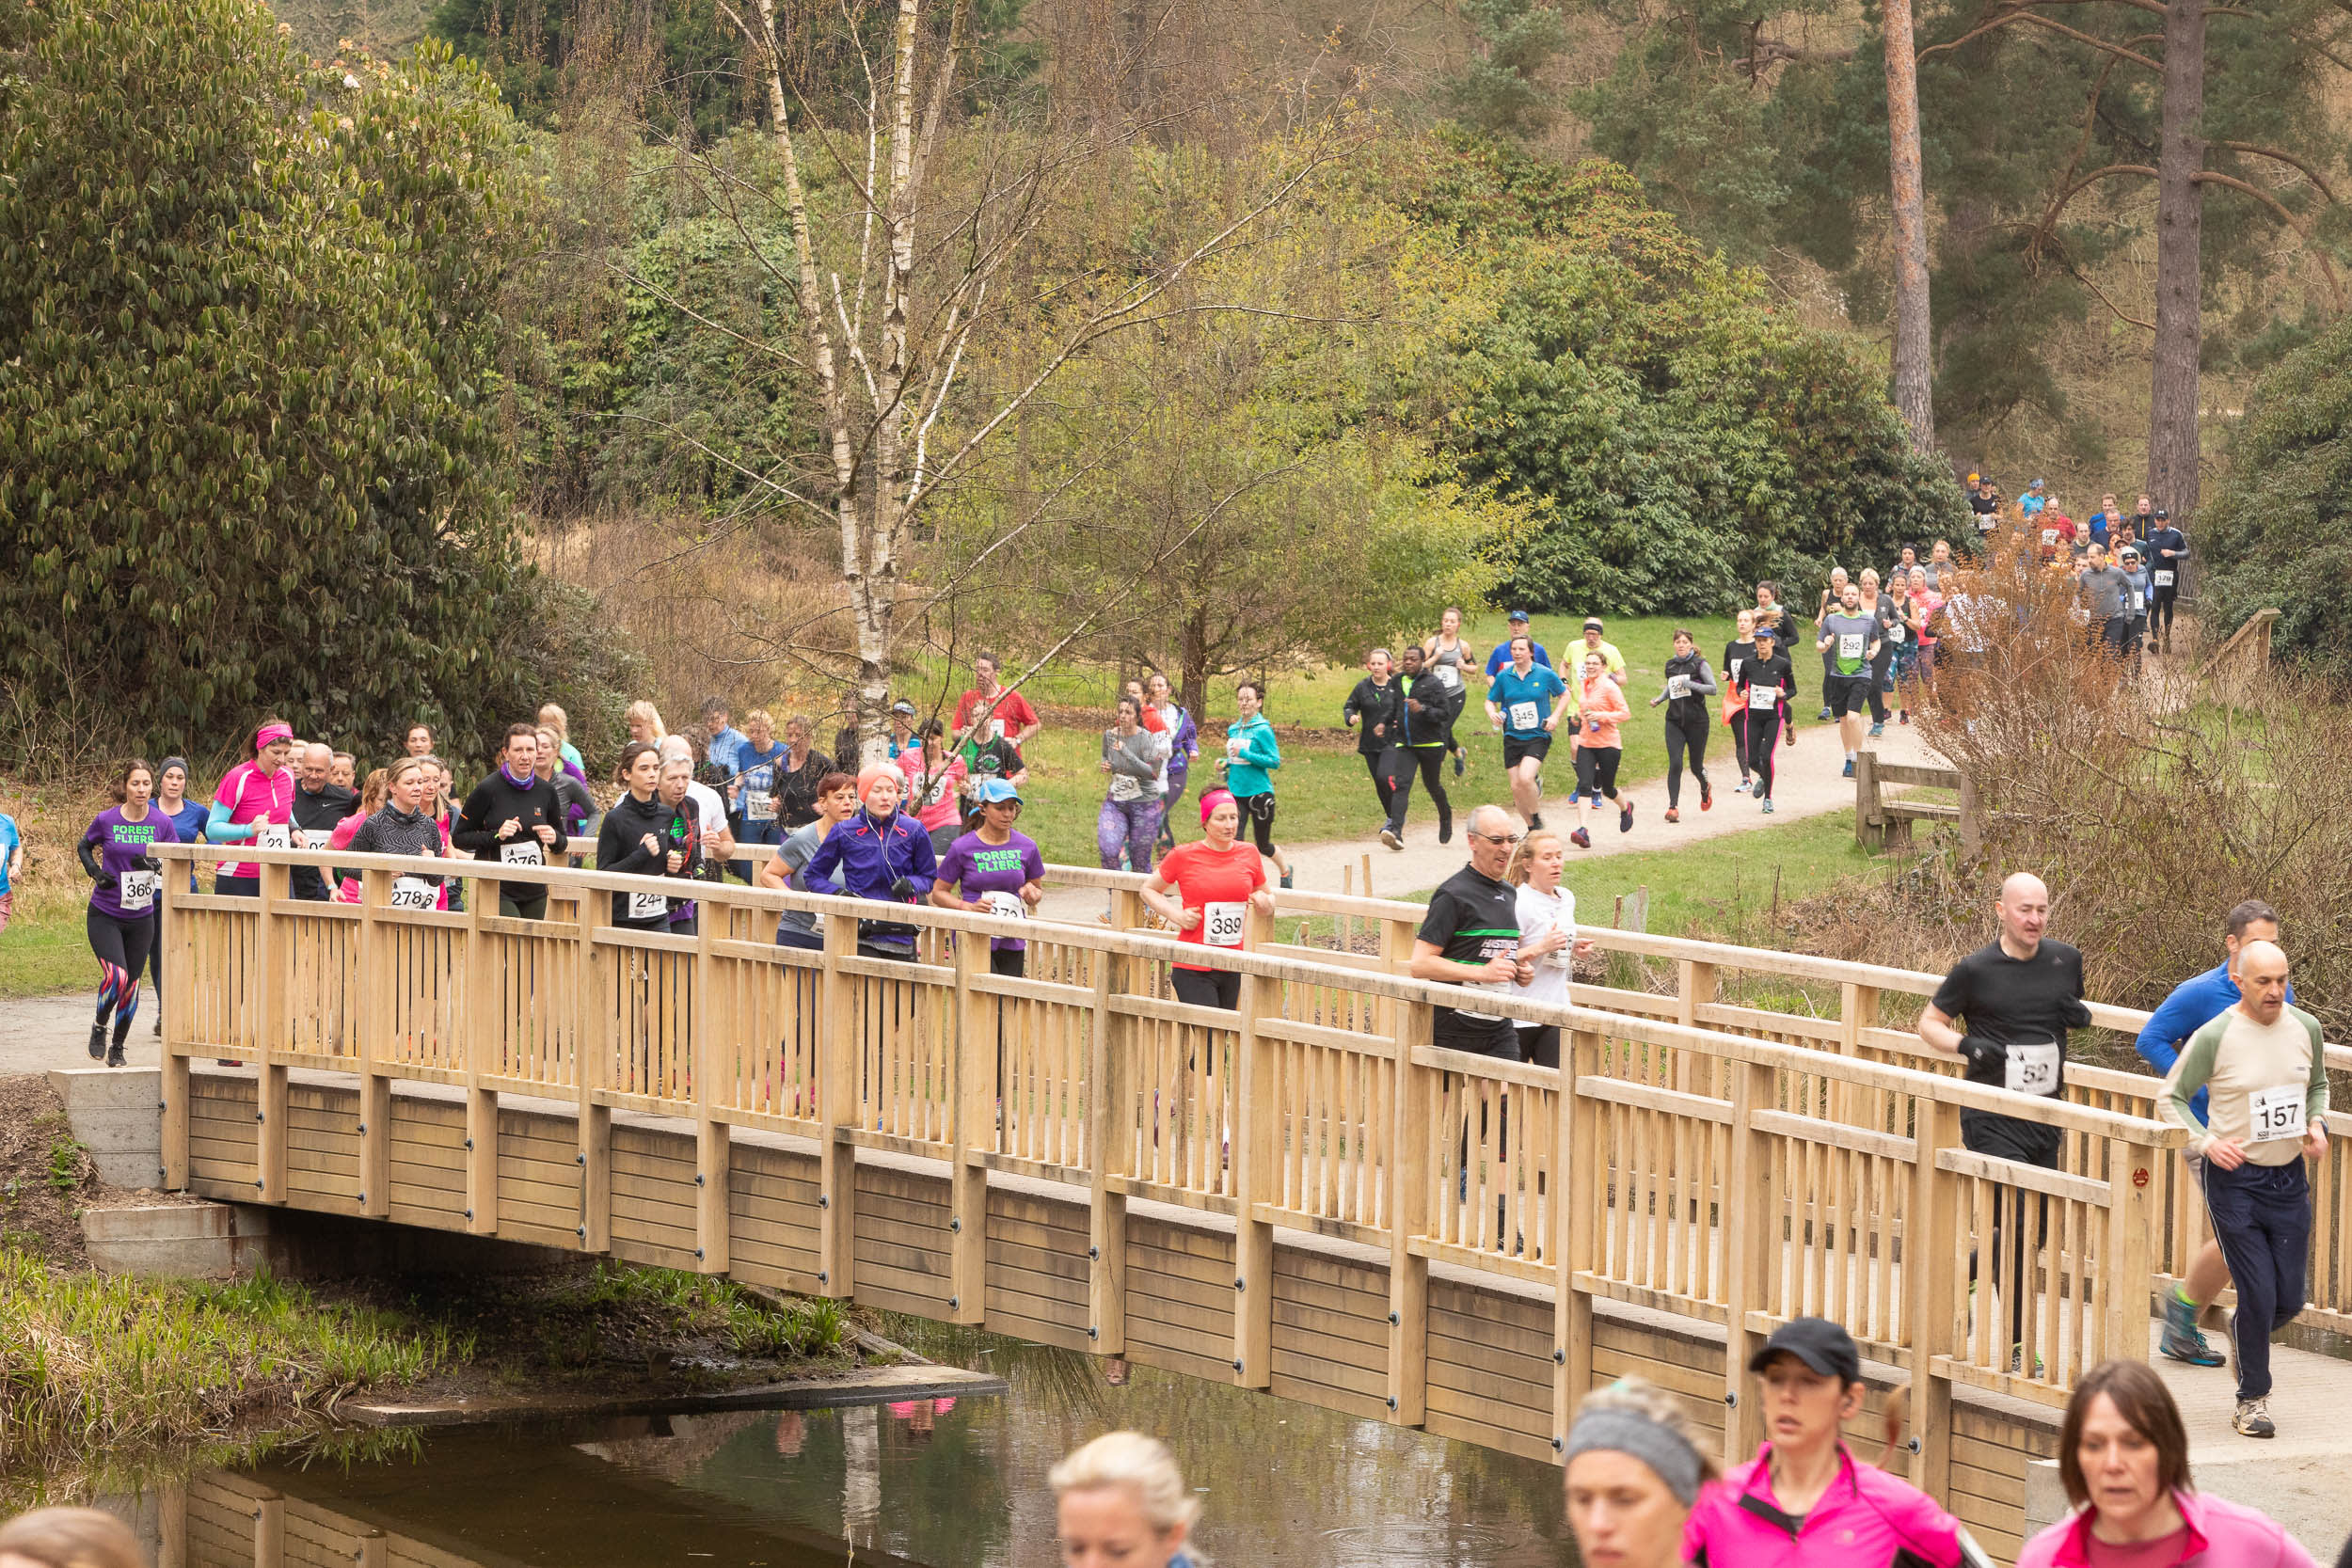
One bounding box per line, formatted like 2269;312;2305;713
1563;1377;1717;1568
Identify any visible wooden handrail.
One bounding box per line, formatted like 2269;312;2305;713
2193;606;2280;682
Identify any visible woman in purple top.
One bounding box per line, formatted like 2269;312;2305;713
1147;673;1199;854
78;759;178;1067
929;779;1046;977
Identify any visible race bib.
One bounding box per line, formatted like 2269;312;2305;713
1507;700;1540;731
253;823;291;851
2003;1040;2061;1097
1979;517;1997;532
1434;664;1460;689
988;718;1007;741
1545;919;1575;970
2041;529;2058;547
2132;592;2146;611
118;868;158;913
2153;570;2175;588
2249;1084;2309;1143
983;891;1027;922
627;888;669;922
390;877;436;911
1728;657;1744;683
1748;685;1778;711
1666;674;1690;700
500;841;544;866
1838;633;1865;660
300;830;331;850
744;790;775;822
1201;901;1246;948
1109;772;1144;801
1885;620;1905;642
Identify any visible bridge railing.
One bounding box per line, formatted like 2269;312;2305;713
154;843;2216;1487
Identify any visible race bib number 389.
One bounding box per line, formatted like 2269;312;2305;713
1201;901;1246;947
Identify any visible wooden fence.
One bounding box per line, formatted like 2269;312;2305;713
1853;754;1980;853
149;842;2352;1507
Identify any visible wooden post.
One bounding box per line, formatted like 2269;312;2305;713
252;1488;283;1568
1958;773;1982;857
1386;998;1434;1425
1836;982;1880;1125
817;912;860;1297
1086;890;1140;1349
1854;749;1883;850
1553;1028;1600;1457
1231;910;1275;1388
160;865;190;1190
692;895;730;1274
463;874;499;1235
356;1534;387;1568
948;919;992;1325
357;867;391;1218
1905;1096;1962;1500
255;859;290;1204
2104;1134;2163;1370
1675;959;1716;1095
156;1478;187;1568
576;881;612;1254
1721;1057;1777;1463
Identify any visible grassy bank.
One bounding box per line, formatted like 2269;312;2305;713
0;1253;467;1476
0;1245;852;1492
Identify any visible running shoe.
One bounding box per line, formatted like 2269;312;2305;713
1453;751;1465;778
1899;711;1911;725
1760;799;1775;814
106;1040;126;1069
1817;705;1833;721
1530;813;1545;830
2160;1291;2226;1367
1618;801;1634;833
1700;779;1712;811
1379;827;1403;852
2233;1397;2276;1438
87;1023;105;1062
1570;828;1592;848
1736;778;1750;795
1842;758;1854;779
1868;721;1885;737
1664;808;1679;823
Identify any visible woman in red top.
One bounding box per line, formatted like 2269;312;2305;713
1568;651;1635;848
1140;788;1275;1011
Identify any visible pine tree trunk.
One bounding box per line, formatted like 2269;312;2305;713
2149;0;2206;521
1882;0;1937;457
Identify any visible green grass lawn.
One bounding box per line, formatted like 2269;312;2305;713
0;895;88;999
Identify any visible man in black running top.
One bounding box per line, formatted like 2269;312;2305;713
1918;871;2092;1368
1410;804;1531;1057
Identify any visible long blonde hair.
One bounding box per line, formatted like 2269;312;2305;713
0;1507;147;1568
1506;829;1565;886
625;700;667;740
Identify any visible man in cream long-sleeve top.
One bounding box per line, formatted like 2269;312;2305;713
2163;941;2330;1440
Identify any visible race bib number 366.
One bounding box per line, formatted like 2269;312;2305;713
118;868;159;913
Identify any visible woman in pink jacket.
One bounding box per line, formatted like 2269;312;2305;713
1568;651;1636;848
1684;1317;1979;1567
2016;1359;2319;1568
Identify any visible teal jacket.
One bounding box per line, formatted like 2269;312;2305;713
1225;713;1281;798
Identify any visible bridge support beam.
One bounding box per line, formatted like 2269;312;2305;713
464;895;499;1236
1907;1097;1960;1501
574;888;611;1253
817;915;859;1297
1723;1058;1775;1464
357;870;390;1217
1386;999;1433;1426
693;914;729;1274
1553;1029;1600;1456
255;861;290;1206
1083;896;1138;1347
1231;908;1274;1389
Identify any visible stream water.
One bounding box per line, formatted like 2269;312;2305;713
87;1332;1578;1568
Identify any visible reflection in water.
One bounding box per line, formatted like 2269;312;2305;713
119;1333;1576;1567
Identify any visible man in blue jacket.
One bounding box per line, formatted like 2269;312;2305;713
1483;610;1552;676
801;768;938;958
2137;898;2286;1369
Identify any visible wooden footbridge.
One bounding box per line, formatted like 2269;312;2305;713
150;844;2352;1561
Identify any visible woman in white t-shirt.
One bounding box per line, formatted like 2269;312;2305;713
1506;830;1592;1068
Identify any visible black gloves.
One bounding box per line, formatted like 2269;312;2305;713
2058;997;2094;1030
890;876;917;900
1958;1034;2006;1073
135;855;161;873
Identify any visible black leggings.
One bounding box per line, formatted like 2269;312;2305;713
1239;792;1278;860
1362;752;1393;816
1867;646;1894;723
1664;711;1709;808
1382;748;1452;838
1749;711;1784;800
1729;711;1751;780
1573;745;1622;800
2152;586;2179;641
88;906;155;1041
1171;967;1242;1010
